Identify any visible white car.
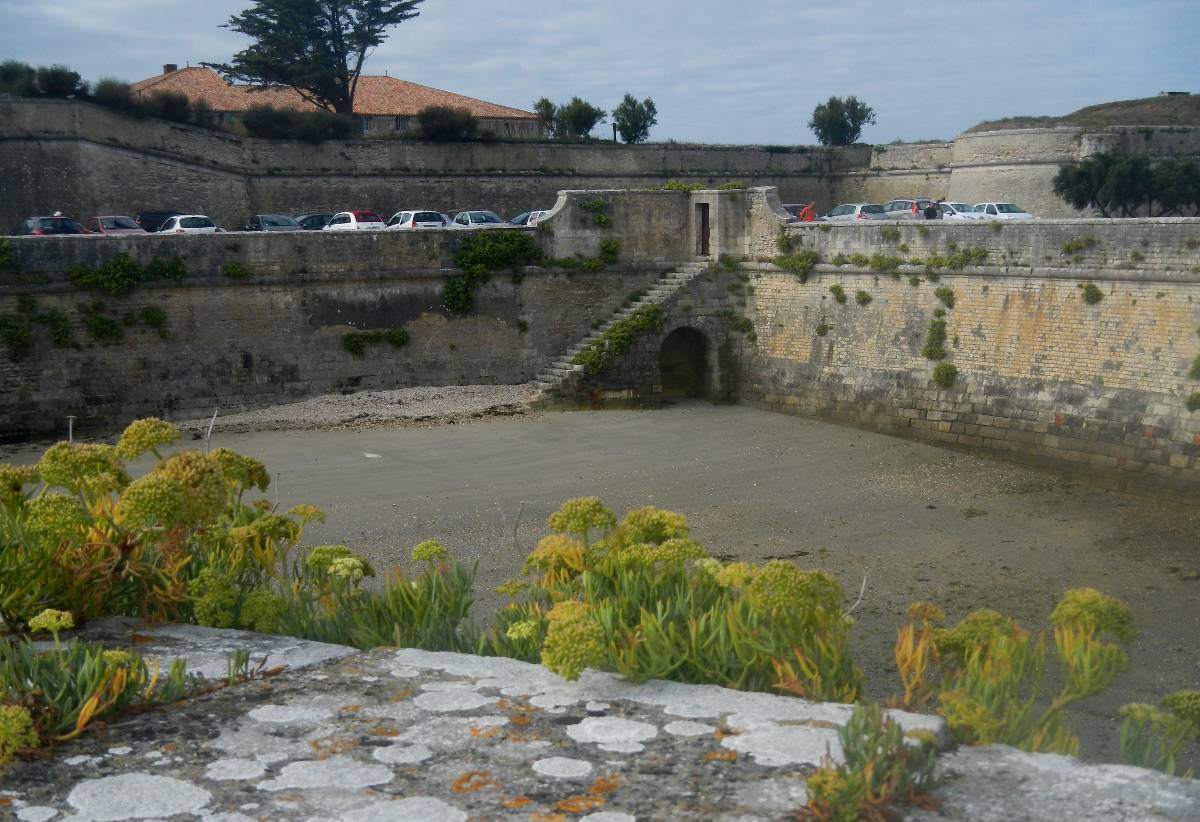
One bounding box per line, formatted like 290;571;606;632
451;210;506;229
974;202;1034;221
824;203;888;222
158;214;219;234
386;210;449;230
323;211;385;231
938;202;983;221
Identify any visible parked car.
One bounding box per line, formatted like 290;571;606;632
937;202;982;221
324;211;385;231
9;215;89;235
824;203;888;222
87;215;145;235
157;214;219;234
882;198;936;220
295;213;334;231
243;214;302;232
509;210;551;226
451;210;505;229
974;202;1035;220
135;210;182;233
386;210;449;229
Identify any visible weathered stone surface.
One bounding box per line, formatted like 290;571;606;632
3;631;1195;821
906;745;1200;821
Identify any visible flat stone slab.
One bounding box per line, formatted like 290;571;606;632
2;639;1197;821
42;617;359;680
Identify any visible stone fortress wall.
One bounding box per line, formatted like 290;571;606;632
4;97;1200;234
565;188;1200;498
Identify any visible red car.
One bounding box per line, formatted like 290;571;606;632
87;216;146;235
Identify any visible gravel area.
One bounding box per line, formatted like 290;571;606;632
177;384;536;435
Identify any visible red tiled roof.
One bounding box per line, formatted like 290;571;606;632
131;67;536;119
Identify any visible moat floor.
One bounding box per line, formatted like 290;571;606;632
8;402;1199;770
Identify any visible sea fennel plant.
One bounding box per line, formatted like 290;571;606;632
481;497;862;700
891;588;1135;755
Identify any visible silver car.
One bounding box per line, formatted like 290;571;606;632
882;198;936;220
451;210;506;229
825;203;888;222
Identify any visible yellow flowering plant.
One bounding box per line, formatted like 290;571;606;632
481;497;862;698
892;588;1137;755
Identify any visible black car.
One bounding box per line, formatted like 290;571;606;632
9;216;89;235
244;214;303;232
135;209;182;233
295;213;334;231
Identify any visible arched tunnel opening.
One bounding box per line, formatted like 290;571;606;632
659;327;711;399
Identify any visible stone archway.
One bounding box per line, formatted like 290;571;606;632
659;327;711;399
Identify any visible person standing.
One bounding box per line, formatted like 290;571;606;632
923;200;940;220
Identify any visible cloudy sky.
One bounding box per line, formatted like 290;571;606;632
2;0;1197;144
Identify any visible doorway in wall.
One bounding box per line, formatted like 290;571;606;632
660;327;710;399
695;203;710;256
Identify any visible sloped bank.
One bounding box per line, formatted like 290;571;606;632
3;622;1197;821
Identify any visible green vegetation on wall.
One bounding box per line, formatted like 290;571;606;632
572;304;665;375
342;327;410;357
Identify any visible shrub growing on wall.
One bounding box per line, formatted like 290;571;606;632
417;105;479;141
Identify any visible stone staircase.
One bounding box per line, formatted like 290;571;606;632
527;260;710;406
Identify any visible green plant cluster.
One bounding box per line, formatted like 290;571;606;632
78;302;124;344
717;181;748;190
579;198;613;227
454;231;545;278
1061;235;1097;259
880;226;901;242
849;252;870;267
660;180;705;192
932;362;958;388
801;703;939;821
444;232;546;314
68;253;189;297
221;262;251;280
829;284;847;304
482;498;861;698
922;317;948;360
831;253;849;267
892;589;1140;758
773;249;821;282
717;309;755;337
915;247;989;274
934;287;956;308
854;290;872;306
1080;282;1105;305
342;326;410;357
869;254;903;277
815;322;830;337
1118;693;1199;776
572;304;664;375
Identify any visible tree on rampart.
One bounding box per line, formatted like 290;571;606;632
1053;151;1200;217
205;0;426;115
613;94;658;144
808;95;875;145
532;96;607;139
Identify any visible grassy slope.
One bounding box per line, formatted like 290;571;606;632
967;95;1200;133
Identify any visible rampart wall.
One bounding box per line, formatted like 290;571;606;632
7;98;1198;234
568;189;1200;497
0;198;678;436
